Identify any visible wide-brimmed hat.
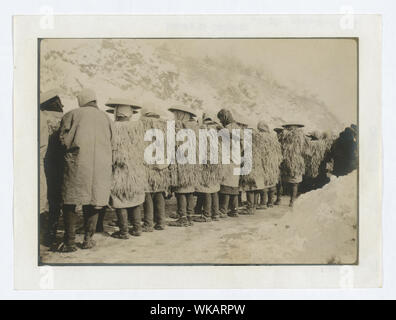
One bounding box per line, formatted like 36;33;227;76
282;124;305;129
105;98;142;109
168;106;197;117
40;89;61;105
202;113;219;124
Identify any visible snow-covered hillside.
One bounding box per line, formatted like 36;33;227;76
40;39;342;132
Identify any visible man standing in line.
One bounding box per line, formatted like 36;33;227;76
217;109;241;218
107;98;146;239
59;88;113;252
40;90;65;250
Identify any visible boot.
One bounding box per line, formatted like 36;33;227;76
111;209;129;239
130;206;142;236
168;216;189;227
45;203;62;247
275;183;282;205
143;193;154;232
82;206;99;249
59;205;77;253
153;192;166;230
95;207;110;236
289;183;298;207
267;187;275;208
258;190;267;210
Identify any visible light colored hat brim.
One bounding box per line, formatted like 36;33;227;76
105;98;142;109
40;89;60;105
168;107;197;117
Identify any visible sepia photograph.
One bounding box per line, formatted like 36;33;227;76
38;37;358;265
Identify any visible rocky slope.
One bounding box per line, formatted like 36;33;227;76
40;39;342;132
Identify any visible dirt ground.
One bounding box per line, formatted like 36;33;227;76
39;173;357;265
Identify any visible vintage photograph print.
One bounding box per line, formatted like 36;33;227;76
38;38;358;265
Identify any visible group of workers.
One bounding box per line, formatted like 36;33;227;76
40;88;358;253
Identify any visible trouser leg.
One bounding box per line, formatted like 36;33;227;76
96;207;106;233
262;189;269;206
116;208;129;236
258;190;264;207
194;193;204;214
169;193;189;227
153;192;166;230
80;205;100;249
46;201;62;245
83;205;99;242
229;195;239;216
186;193;195;225
254;191;259;208
143;192;154;231
289;183;298;207
275;182;282;205
267;187;276;207
176;193;187;218
211;192;219;220
202;193;212;219
219;193;230;216
246;191;256;214
62;204;77;248
129;206;142;236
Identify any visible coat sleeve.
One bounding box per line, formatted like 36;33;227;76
59;112;74;150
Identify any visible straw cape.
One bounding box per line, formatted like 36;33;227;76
111;120;147;208
304;137;334;178
170;119;201;193
195;123;223;193
141;117;172;193
279;127;310;183
240;129;283;190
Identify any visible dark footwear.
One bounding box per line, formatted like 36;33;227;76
142;224;154;232
289;201;294;207
187;217;194;226
58;243;78;253
154;225;165;231
168;217;189;227
193;215;211;222
130;227;142;236
237;208;253;217
168;212;179;219
211;215;220;221
267;203;274;208
111;231;129;240
219;213;228;219
228;212;239;217
274;199;281;205
82;239;96;249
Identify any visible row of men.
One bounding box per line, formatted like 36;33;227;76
40;88;356;253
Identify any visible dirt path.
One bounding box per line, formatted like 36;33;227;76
39;193;357;265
